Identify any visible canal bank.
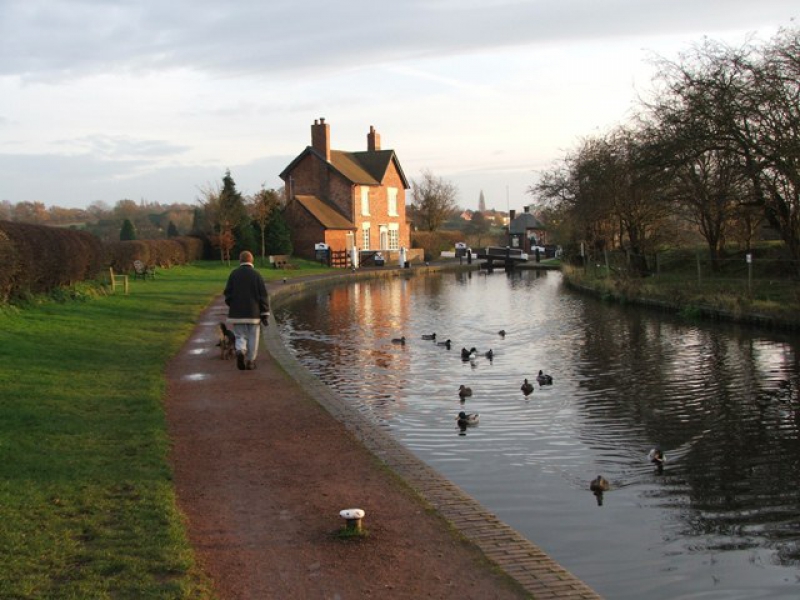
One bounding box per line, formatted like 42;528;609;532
165;262;603;599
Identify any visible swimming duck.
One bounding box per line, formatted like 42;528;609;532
421;333;436;341
589;475;610;506
458;385;473;399
456;411;479;426
649;448;666;474
520;379;534;396
498;329;506;337
536;370;553;386
461;347;478;361
391;336;406;345
484;349;494;360
436;339;452;350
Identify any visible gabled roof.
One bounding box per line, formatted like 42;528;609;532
509;212;547;235
280;147;410;189
294;195;354;230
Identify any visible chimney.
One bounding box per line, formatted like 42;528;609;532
523;205;530;213
509;209;516;221
367;125;381;151
311;118;331;161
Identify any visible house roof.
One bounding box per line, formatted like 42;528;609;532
294;195;355;230
509;212;547;235
280;147;410;189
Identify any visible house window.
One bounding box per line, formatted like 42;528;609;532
387;187;398;217
361;187;370;216
388;224;399;251
362;224;371;250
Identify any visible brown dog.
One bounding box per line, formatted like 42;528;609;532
218;323;236;360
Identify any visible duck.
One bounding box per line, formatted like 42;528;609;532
536;370;553;386
461;347;478;361
484;349;494;360
589;475;610;506
456;411;479;426
436;339;452;350
520;379;534;396
458;385;473;399
421;333;436;341
391;336;406;345
648;447;666;474
498;329;506;337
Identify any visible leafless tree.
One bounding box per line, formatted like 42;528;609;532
411;169;458;232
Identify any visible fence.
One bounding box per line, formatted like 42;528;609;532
581;248;798;299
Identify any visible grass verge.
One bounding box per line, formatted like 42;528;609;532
0;259;330;599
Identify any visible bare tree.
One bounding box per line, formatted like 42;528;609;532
411;169;458;232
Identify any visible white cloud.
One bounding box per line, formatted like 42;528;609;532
0;0;796;209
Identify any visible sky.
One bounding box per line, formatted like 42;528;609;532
0;1;797;214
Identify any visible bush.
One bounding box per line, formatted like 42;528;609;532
0;221;105;303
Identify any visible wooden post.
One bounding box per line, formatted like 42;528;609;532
746;253;753;296
696;251;702;285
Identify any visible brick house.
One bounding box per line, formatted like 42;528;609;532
279;119;411;263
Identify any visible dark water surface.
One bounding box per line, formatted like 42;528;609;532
274;269;800;599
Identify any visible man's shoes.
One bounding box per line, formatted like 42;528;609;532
236;351;246;371
246;360;256;370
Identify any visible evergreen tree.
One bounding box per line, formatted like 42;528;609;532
219;169;256;254
167;221;179;237
120;218;136;241
265;209;293;255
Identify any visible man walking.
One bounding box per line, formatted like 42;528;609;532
224;250;270;371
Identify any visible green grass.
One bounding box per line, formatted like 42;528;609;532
0;258;331;599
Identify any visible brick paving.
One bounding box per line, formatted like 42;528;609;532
262;272;603;600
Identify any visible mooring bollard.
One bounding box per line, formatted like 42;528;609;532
339;508;365;532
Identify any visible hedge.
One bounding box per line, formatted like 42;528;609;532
0;220;206;303
0;221;105;303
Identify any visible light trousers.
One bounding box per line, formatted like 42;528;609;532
232;323;261;361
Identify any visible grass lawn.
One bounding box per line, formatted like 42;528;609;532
0;258;330;599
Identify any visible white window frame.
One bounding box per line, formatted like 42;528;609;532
387;187;398;217
361;186;370;216
388;223;399;251
362;223;371;250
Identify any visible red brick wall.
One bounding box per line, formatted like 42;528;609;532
328;172;354;219
352;161;409;251
285;200;326;260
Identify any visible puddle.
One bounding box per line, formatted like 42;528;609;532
188;348;208;355
182;373;210;381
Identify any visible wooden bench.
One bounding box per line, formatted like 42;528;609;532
109;268;129;294
133;260;156;280
269;254;293;269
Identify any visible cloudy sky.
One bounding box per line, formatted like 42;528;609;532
0;1;796;213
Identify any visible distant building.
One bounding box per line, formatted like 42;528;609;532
508;206;548;252
280;119;410;261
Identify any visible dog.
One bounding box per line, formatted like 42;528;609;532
218;323;236;360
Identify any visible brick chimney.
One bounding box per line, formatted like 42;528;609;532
311;118;330;161
367;125;381;152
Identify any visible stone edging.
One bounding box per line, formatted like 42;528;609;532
263;265;604;600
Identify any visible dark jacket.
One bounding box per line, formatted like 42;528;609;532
224;264;269;323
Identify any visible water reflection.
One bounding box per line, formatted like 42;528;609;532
275;269;800;599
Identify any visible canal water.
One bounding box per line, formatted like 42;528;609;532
273;269;800;599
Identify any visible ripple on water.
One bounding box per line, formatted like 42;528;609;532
276;269;800;600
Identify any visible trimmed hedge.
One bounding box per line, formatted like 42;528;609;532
0;220;206;303
103;237;205;273
0;220;105;303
